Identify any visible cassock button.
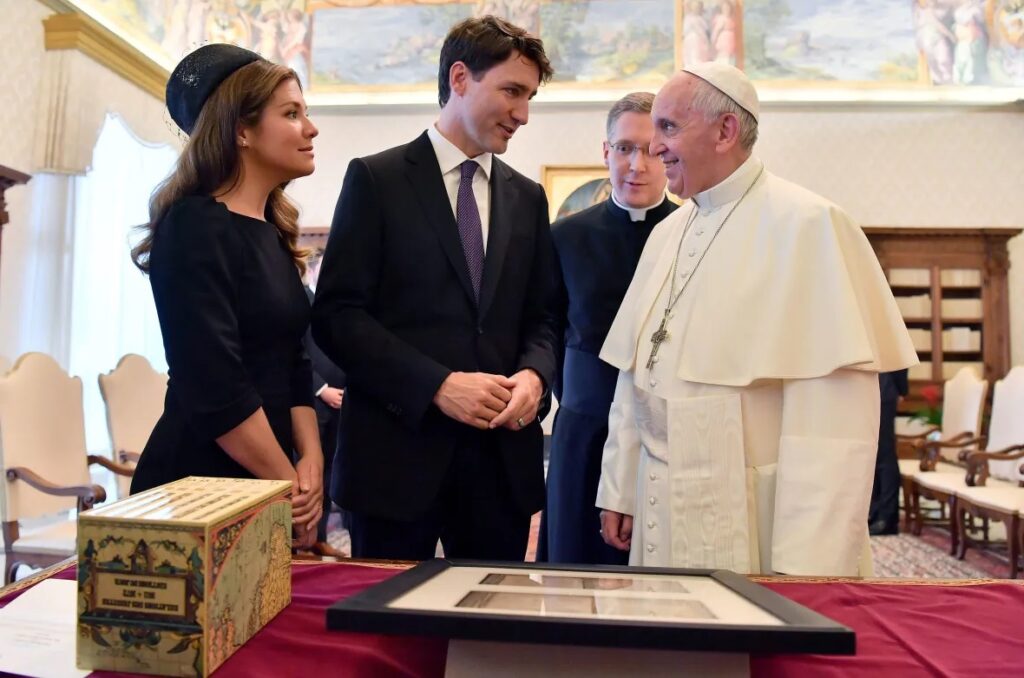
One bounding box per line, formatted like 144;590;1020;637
651;356;660;364
649;496;657;506
647;520;656;529
695;228;704;236
688;248;696;257
646;544;656;553
649;472;658;481
476;326;484;335
679;271;689;279
649;379;658;388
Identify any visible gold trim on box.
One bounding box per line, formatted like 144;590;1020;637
43;12;167;101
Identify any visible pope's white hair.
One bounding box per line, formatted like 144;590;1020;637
689;77;758;151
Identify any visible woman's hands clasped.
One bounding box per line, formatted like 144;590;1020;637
291;452;324;549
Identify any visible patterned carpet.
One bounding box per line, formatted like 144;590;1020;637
870;532;990;578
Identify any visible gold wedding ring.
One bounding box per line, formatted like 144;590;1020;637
516;417;526;428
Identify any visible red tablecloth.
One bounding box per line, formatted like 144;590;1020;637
4;561;1024;677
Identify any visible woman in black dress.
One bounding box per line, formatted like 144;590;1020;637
130;44;323;547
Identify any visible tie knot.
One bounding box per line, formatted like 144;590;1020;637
460;160;478;181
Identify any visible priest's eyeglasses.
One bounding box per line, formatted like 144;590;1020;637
609;142;653;159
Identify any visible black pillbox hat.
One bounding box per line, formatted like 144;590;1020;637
166;44;264;134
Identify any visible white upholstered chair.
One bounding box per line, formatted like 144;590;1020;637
98;354;167;498
0;353;126;583
953;367;1024;577
899;367;988;540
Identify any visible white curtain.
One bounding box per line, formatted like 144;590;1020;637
69;114;176;452
3;174;77;366
34;50;180;174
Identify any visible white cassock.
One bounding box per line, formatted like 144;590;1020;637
596;156;918;576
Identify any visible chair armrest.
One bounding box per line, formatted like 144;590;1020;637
896;426;939;442
118;450;141;464
920;436;984;471
87;454;136;477
954;437;988;462
6;467;107;509
965;445;1024;487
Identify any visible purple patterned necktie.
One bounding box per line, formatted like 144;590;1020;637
456;160;485;300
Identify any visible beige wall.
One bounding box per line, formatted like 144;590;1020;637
287;103;1024;364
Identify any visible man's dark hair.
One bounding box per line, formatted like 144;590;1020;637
437;15;553;108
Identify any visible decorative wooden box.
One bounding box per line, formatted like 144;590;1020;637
76;476;293;677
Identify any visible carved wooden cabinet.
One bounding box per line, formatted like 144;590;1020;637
864;227;1021;415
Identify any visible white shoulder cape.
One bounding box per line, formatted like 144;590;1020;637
600;172;918;386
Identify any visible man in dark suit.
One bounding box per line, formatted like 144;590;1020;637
301;248;347;557
869;368;909;535
312;16;558;561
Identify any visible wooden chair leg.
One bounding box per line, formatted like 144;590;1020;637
956;504;969;560
901;476;914;532
949;496;959;556
1010;514;1021;580
911;483;923;536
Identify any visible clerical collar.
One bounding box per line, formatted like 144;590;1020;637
426;124;493;180
691;155;764;212
610;192;666;222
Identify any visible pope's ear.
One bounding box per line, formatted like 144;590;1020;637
715;112;742;151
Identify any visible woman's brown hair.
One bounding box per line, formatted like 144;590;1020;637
131;60;308;274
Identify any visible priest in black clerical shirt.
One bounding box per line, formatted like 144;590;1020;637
540;92;677;564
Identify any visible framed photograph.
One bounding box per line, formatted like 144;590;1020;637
327;559;855;655
541;165;611;223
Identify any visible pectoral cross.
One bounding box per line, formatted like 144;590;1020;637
646;310;670;370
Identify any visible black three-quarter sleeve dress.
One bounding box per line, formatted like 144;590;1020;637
130;195;315;494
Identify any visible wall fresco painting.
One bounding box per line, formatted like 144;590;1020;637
64;0;1024;102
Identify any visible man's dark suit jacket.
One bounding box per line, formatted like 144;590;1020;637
303;286;346;429
311;131;558;522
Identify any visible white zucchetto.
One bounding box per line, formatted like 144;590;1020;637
681;61;760;122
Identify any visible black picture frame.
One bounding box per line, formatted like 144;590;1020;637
326;559;855;655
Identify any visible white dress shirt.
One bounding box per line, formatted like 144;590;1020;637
426;124;493;252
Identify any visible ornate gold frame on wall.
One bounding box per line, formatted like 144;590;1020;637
540;165;610;223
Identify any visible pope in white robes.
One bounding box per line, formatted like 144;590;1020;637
595;63;918;576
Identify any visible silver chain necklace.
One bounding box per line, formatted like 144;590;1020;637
646;166;765;371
